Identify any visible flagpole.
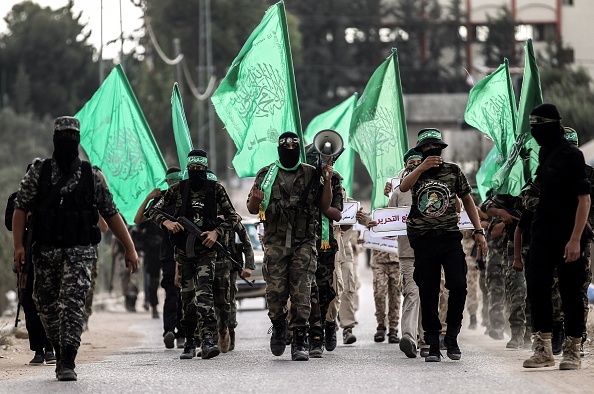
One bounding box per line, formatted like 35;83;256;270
99;0;104;84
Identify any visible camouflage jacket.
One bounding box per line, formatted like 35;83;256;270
14;158;118;219
407;162;471;241
252;163;323;247
218;221;256;270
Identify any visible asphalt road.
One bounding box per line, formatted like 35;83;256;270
1;260;586;394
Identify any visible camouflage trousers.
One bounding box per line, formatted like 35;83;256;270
550;241;593;340
175;249;217;338
371;262;402;331
118;252;139;301
32;244;95;349
229;270;239;330
213;260;231;333
479;267;489;328
462;238;479;316
263;240;317;329
309;251;337;336
517;243;532;334
505;241;527;331
84;257;98;319
486;235;506;330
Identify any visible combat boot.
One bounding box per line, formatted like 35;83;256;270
269;319;287;356
218;329;230;353
488;327;505;340
229;329;235;352
506;328;524;349
179;337;196;359
559;336;581;370
444;335;461;361
308;330;324;358
324;321;337;351
551;322;565;355
201;332;220;359
291;327;309;361
57;345;77;381
523;332;555;368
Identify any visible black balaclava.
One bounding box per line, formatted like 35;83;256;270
422;147;444;176
52;116;81;173
187;149;208;189
277;131;301;169
530;103;565;149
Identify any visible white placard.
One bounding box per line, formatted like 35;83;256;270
336;201;360;225
387;177;401;199
362;230;398;254
368;207;475;236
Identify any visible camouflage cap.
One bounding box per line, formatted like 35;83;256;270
54;116;80;133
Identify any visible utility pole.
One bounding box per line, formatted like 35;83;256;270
205;0;216;171
99;0;104;84
197;0;206;150
119;0;124;67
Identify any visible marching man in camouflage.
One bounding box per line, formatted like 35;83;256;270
400;128;487;362
150;149;239;360
12;116;139;381
247;131;333;361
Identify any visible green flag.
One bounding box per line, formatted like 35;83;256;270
211;1;303;177
464;59;517;195
491;39;543;196
349;49;408;210
171;82;194;176
475;146;499;201
76;65;167;223
304;93;358;196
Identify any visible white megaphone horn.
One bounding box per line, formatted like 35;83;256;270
313;129;344;163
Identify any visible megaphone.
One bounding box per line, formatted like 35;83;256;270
312;129;344;164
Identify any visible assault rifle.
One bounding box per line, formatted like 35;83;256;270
14;223;34;327
152;207;254;287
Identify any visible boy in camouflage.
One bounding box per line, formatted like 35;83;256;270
400;128;486;362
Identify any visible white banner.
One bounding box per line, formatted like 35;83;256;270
368;207;475;236
336;201;360;225
362;230;398;254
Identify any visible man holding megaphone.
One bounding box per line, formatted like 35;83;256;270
247;131;334;361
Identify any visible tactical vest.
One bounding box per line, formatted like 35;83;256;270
32;159;101;247
263;164;320;242
169;179;218;250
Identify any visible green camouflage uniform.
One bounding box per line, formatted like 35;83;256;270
484;218;506;331
216;221;256;332
252;163;322;329
14;158;117;350
150;180;238;339
485;194;527;335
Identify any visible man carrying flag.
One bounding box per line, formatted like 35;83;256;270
247;132;333;361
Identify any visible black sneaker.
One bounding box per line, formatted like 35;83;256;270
29;352;45;365
343;328;357;345
419;347;430;358
399;335;417;358
309;335;324;358
324;322;337;352
229;329;235;352
163;331;175;349
551;323;564;356
444;335;461;360
268;320;287;356
425;344;442;362
44;350;57;365
201;333;220;359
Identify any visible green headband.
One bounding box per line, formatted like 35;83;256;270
417;129;443;143
165;171;182;181
187;156;208;166
206;172;217;181
565;131;578;143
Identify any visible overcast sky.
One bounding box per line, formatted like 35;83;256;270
0;0;144;60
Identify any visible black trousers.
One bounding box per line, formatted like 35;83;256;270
411;231;467;345
527;236;587;338
161;259;181;337
21;263;52;352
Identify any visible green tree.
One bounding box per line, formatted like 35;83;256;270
540;67;594;143
482;5;518;67
0;109;53;313
0;1;97;117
